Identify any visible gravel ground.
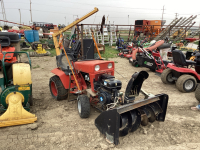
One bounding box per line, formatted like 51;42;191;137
0;55;200;150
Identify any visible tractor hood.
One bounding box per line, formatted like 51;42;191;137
74;60;115;73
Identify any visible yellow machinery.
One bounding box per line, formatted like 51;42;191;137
0;52;37;127
35;43;49;54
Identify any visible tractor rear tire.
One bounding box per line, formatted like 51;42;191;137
176;75;197;93
77;95;90;118
49;75;68;100
195;84;200;102
161;68;175;84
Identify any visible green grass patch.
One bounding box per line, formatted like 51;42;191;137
194;40;199;45
48;48;57;57
33;65;40;69
101;45;118;60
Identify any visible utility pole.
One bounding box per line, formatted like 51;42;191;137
19;9;21;24
30;0;32;22
161;5;165;28
0;0;7;25
128;15;129;25
175;13;178;19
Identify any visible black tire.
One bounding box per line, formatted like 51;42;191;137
161;68;175;84
132;61;139;67
195;84;200;102
29;95;33;106
120;54;124;58
77;95;90;118
176;75;197;93
49;75;68;100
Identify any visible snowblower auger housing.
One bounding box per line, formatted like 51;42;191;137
95;94;168;145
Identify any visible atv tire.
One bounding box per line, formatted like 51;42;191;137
77;95;90;118
161;68;175;84
195;84;200;102
49;75;68;100
176;75;197;93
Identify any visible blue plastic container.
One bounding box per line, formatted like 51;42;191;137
18;33;21;39
33;30;39;42
24;30;34;42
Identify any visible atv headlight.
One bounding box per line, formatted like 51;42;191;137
95;65;100;71
108;63;112;69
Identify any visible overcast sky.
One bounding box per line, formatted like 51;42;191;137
2;0;200;27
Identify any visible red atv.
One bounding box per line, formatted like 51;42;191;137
161;49;199;93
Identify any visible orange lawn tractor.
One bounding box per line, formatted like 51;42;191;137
49;7;169;145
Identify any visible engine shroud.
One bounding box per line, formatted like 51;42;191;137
100;74;122;92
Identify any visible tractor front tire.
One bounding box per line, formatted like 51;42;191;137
176;75;197;93
49;75;68;100
195;84;200;102
77;95;90;118
161;68;175;84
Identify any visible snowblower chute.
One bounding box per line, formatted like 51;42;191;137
95;71;168;145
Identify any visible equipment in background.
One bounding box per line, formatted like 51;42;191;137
0;51;37;127
118;37;150;59
161;49;200;93
185;39;199;61
23;30;50;57
49;7;169;145
0;32;20;67
131;40;172;73
116;38;126;50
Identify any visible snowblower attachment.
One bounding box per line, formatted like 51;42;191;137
95;71;168;145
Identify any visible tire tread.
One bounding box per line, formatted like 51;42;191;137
49;75;68;100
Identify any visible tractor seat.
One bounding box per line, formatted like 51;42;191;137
63;40;81;60
172;50;196;67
